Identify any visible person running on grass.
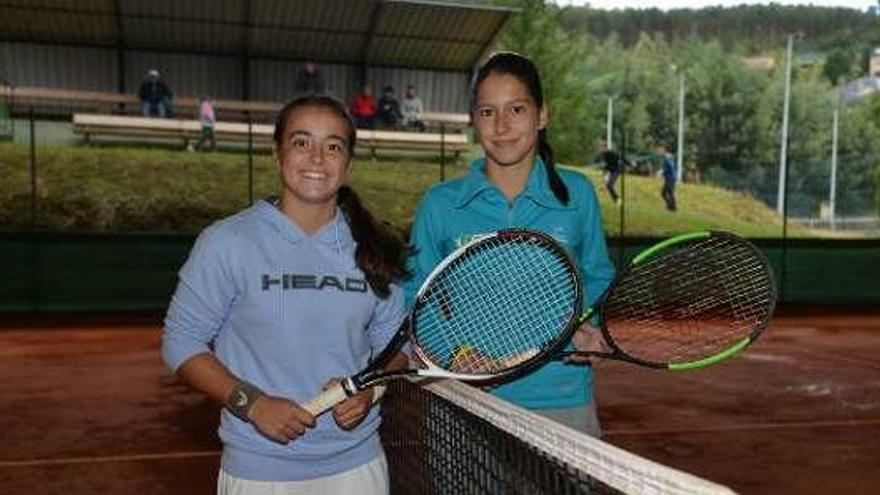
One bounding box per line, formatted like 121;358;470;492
595;137;629;205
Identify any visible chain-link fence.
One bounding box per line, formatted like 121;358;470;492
1;101;878;311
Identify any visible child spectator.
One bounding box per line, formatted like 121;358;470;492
196;95;216;151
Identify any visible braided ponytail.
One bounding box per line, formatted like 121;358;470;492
538;129;568;205
336;186;409;297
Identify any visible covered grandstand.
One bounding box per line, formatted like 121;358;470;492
0;0;515;114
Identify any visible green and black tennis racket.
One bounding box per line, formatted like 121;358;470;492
302;229;583;416
302;229;776;416
555;230;777;370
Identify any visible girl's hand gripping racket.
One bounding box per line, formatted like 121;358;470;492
302;229;584;416
558;230;777;370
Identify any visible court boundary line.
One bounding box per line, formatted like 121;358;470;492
0;450;221;468
606;417;880;436
3;421;878;467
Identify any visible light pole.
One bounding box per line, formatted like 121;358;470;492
676;71;685;183
777;33;795;215
606;96;614;150
829;106;839;229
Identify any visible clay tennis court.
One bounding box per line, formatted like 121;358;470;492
1;305;877;494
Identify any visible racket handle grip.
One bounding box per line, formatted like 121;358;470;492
302;381;350;416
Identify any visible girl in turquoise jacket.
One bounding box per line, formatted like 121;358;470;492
407;52;615;436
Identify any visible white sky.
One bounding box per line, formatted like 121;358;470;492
555;0;876;10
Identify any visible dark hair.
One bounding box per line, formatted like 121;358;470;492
274;94;356;154
273;94;409;297
471;52;569;205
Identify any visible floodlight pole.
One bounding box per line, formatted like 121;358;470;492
29;106;36;229
829;107;839;229
606;97;614;150
676;72;685;183
776;34;794;215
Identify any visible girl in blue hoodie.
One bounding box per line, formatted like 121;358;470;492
163;94;408;493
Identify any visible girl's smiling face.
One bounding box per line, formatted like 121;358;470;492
274;105;352;208
472;72;547;170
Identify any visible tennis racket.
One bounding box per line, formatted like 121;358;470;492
556;230;777;370
302;229;584;416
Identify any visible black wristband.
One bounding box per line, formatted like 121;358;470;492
226;380;263;422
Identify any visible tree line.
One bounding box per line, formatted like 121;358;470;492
491;0;880;217
561;3;877;53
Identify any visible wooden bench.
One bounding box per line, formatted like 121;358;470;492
72;113;470;156
422;111;470;131
13;86;470;128
356;128;469;155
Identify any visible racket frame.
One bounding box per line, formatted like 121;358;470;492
309;229;584;411
568;230;777;370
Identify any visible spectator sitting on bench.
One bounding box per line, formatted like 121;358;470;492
402;85;426;132
377;85;403;128
138;69;174;118
350;86;378;129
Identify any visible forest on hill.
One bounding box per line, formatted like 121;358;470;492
560;3;878;53
490;0;880;218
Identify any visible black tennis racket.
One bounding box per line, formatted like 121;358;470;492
556;230;777;370
302;229;584;416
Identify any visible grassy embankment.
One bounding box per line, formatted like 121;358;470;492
0;142;799;237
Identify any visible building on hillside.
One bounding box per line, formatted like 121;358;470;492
836;47;880;104
839;76;880;104
869;47;880;76
742;55;776;72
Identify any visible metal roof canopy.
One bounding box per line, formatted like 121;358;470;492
0;0;515;72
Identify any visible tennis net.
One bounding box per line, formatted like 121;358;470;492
380;379;735;495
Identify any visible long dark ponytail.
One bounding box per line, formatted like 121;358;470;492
471;52;569;205
336;186;409;297
273;94;409;297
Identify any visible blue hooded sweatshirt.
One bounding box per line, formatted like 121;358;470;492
162;199;405;481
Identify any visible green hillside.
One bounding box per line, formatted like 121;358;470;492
577;165;797;238
0;142;803;237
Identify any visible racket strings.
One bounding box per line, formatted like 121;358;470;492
425;240;570;367
414;235;578;375
604;235;774;365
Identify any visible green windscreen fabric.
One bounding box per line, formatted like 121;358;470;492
759;240;880;304
609;237;880;305
0;234;878;313
0;233;193;313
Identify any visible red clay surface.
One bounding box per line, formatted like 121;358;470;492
0;307;878;494
598;308;880;494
